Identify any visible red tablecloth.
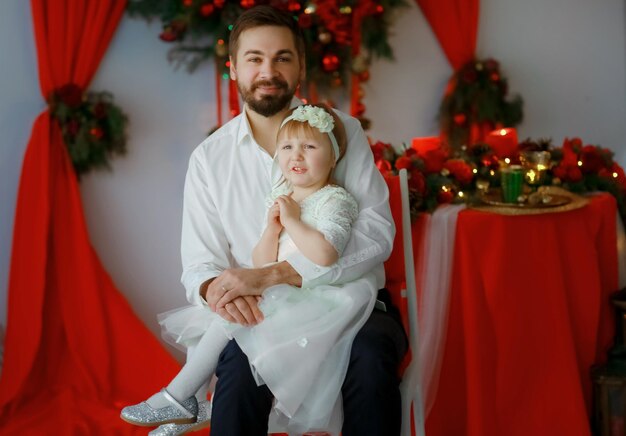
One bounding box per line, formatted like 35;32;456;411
424;194;618;436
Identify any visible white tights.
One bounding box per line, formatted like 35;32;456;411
147;322;229;407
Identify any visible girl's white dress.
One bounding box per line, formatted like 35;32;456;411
158;184;378;435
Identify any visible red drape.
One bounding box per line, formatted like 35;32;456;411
0;1;180;433
415;0;479;70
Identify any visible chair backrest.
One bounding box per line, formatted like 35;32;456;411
397;168;425;436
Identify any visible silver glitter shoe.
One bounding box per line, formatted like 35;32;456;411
120;388;199;426
148;400;211;435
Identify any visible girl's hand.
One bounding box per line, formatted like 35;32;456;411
266;202;283;235
276;195;300;227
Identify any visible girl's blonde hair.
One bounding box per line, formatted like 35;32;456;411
277;104;348;163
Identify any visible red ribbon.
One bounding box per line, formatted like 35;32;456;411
229;78;240;117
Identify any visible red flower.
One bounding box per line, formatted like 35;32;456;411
437;189;454;204
567;167;583;182
57;83;83;108
371;140;393;162
408;170;426;195
420;148;448;174
580;145;607;173
599;163;626;190
562;137;583;154
559;140;579;167
395;156;413;171
443;159;474;185
404;148;417;158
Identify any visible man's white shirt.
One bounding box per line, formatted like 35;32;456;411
181;98;394;306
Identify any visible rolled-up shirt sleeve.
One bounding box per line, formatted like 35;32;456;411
181;148;231;306
286;116;394;288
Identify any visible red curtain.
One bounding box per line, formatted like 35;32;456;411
0;1;180;433
415;0;479;70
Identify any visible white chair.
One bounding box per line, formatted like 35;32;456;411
397;168;426;436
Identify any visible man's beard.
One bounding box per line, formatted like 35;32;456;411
239;78;295;117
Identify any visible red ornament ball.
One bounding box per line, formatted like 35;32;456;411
453;113;467;126
183;0;193;6
288;1;301;12
240;0;255;8
322;53;340;72
355;102;366;117
489;72;500;82
89;127;104;140
214;0;225;6
375;5;384;15
358;70;370;82
200;3;215;16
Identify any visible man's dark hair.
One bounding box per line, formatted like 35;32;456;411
228;5;305;61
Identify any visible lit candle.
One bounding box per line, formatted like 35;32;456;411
411;136;441;155
484;128;518;158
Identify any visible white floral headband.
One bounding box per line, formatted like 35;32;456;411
279;105;340;163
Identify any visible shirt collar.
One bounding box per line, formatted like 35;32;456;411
235;96;304;147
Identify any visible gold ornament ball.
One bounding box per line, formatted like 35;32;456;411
215;43;229;57
318;31;332;45
351;55;370;74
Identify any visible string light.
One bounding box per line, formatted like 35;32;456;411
577;160;583;167
504;158;511;164
472;168;478;174
490;170;495;176
458;191;465;198
613;172;619;178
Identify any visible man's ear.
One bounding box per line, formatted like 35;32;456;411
229;56;237;80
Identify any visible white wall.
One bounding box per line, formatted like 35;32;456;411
1;0;625;353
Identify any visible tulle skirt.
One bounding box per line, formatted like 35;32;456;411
158;273;377;435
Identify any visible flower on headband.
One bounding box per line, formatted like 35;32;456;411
291;105;334;133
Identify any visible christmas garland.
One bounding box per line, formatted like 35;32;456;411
126;0;406;125
372;136;626;221
48;84;129;176
439;58;524;149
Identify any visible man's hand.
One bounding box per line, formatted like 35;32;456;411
215;296;263;325
207;268;269;311
206;262;303;311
